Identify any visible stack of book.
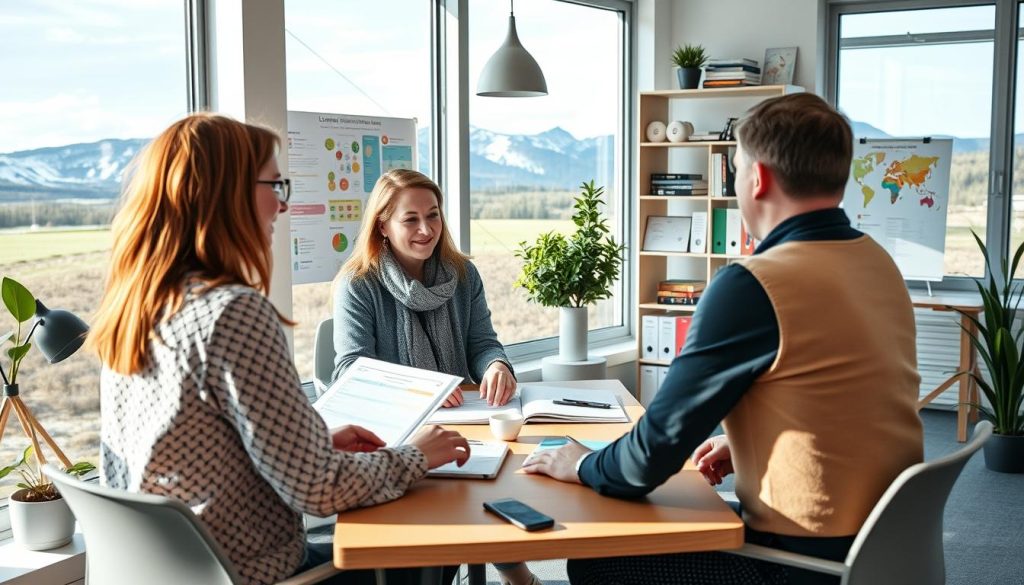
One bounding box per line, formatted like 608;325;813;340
688;131;721;142
650;173;707;196
657;279;704;305
703;58;761;88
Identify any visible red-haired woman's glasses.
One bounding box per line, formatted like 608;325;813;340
257;178;291;203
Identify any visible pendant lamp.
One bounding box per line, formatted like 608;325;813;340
476;0;548;97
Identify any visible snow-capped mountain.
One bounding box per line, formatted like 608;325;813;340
0;139;143;201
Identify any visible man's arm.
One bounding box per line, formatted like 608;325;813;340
578;265;779;497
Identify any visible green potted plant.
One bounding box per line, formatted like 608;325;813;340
952;232;1024;473
0;276;93;547
514;181;625;364
671;44;707;89
0;446;94;550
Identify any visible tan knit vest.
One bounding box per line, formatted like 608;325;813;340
725;236;924;537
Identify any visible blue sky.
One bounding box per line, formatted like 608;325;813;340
0;1;1019;154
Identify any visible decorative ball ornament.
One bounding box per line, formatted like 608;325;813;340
666;121;695;143
645;121;667;143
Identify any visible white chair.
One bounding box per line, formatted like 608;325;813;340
313;317;336;395
729;420;993;585
45;465;340;585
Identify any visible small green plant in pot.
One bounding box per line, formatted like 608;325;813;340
950;232;1024;473
0;446;95;550
671;44;707;89
514;181;625;363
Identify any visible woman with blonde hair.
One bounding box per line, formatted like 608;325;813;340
90;113;468;585
332;169;538;585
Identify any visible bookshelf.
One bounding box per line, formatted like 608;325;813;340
635;85;803;400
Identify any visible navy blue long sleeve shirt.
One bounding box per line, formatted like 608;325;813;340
579;208;863;497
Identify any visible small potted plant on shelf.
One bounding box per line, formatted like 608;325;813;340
0;446;95;550
514;181;625;363
948;232;1024;473
671;44;707;89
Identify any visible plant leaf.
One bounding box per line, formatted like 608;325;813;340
1;277;36;323
7;342;31;362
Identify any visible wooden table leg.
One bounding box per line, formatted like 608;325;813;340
956;314;977;442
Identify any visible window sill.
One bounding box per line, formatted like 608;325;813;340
511;339;637;382
0;529;85;584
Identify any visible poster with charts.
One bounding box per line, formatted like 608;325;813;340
287;111;417;284
841;138;952;282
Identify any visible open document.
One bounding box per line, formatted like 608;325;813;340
427;384;628;425
313;357;461;446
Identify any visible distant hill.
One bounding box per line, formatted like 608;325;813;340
1;120;1012;204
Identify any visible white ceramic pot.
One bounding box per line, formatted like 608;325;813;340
559;306;589;362
9;488;75;550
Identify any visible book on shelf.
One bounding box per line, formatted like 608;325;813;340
706;57;759;67
689;211;708;253
705;73;762;83
703;80;761;88
705;64;761;74
657;290;702;299
426;386;629;425
651;179;708;187
651;172;704;180
652;187;708;196
688;132;722;141
658;279;706;292
657;295;700;305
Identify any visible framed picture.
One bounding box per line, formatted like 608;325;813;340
643;216;692;252
762;47;798;85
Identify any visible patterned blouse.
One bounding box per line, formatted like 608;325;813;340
101;284;428;584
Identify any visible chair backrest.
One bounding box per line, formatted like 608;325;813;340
842;421;993;585
313;317;336;392
45;464;241;585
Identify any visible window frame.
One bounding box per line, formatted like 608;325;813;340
824;0;1020;289
457;0;637;362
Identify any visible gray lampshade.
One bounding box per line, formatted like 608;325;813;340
33;300;89;364
476;15;548;97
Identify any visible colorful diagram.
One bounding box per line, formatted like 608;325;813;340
329;199;362;222
332;232;348;253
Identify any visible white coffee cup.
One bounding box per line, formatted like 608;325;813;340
489;412;525;441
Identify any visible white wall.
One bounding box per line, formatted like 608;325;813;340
668;0;822;93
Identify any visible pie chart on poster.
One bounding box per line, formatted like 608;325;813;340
332;232;348;252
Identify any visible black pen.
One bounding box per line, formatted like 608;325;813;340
553;398;612;409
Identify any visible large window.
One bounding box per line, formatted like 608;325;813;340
468;0;628;348
284;0;433;381
0;2;188;497
835;4;995;278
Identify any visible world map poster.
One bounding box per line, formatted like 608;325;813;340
842;138;953;282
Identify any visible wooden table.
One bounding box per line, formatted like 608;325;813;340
332;380;743;583
912;293;984;442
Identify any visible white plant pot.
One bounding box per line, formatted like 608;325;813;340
559;306;589;362
9;488;75;550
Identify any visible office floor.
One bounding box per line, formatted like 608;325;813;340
470;409;1024;585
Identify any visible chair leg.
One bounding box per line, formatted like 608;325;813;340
466;564;486;585
419;567;444;585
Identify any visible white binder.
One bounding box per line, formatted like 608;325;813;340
657;316;676;362
640;365;660;407
641;315;659;360
689;211;708;254
726;208;742;255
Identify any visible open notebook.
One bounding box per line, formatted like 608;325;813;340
427;384;629;425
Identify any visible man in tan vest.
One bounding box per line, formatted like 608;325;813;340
524;93;924;585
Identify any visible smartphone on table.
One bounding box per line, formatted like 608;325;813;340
483;498;555;531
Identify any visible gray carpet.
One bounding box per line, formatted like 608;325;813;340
471;409;1024;585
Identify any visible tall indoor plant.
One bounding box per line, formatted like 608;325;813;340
514;181;625;362
671;44;707;89
953;232;1024;473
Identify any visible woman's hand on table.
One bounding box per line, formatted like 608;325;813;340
442;387;465;408
480;361;516;406
410;425;471;468
332;425;386;453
